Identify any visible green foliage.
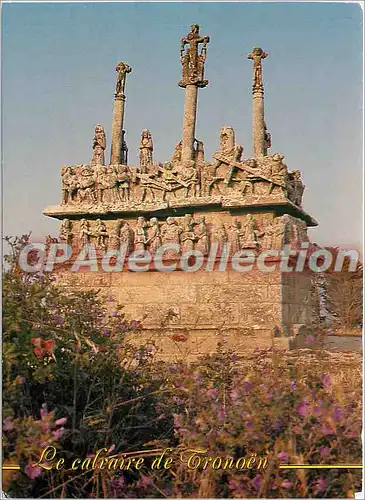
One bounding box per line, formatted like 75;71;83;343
2;236;362;498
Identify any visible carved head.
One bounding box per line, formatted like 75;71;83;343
166;217;175;225
137;216;146;226
95;125;104;134
232;217;241;228
253;47;263;56
141;129;151;139
190;24;199;34
293;169;301;180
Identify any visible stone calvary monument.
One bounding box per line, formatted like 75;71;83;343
44;24;319;358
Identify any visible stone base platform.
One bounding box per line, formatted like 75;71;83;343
55;264;318;359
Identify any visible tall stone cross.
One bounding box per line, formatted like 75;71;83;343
248;47;268;158
179;24;210;165
110;61;132;165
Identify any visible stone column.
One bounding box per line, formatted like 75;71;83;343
181;84;198;165
110;61;132;165
248;47;268;159
252;87;265;158
110;94;126;165
179;24;210;165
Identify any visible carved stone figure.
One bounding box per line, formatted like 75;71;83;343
161;217;182;246
146;217;162;253
139;172;157;203
247;47;268;90
179;24;210;87
171;141;182;168
194;216;209;255
269;153;289;195
215;222;228;254
98;166;118;204
240;214;258;249
108;221;121;250
91;125;106;166
135;216;148;251
139;130;153;173
60;218;72;244
119;220;134;253
79;219;92;245
95;219;108;248
181;160;199;197
117;166;131;202
181;214;197;252
288;169;305;207
201;163;223;197
115;62;132;95
78;165;96;204
194;139;205;166
121;130;129;165
260;220;276;249
220;126;236;153
61;166;78;204
228;218;242;254
263;122;271;155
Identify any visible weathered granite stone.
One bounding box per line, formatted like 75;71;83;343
43;25;321;359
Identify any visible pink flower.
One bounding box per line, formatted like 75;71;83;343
25;464;42;479
137;475;153;488
313;477;328;494
321;373;331;388
53;427;65;439
243;381;253;394
55;417;67;426
281;480;292;489
207;388;218;399
40;403;48;420
277;451;289;463
3;417;14;431
320;446;330;457
296;400;309;417
305;335;315;344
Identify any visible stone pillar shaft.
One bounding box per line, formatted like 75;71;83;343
110;94;126;165
181;84;198;164
253;88;265;158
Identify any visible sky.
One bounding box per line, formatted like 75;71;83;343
1;1;363;250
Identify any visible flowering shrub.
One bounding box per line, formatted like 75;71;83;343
2;236;362;498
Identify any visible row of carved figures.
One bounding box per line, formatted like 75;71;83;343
60;214;308;254
62;146;304;209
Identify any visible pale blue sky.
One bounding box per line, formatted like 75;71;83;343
1;2;363;249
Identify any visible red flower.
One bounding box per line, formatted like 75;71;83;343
44;339;55;354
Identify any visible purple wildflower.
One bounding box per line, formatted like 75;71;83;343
243;381;253;394
305;335;315;344
332;406;344;422
137;475;153;489
314;477;328;494
102;329;111;336
251;475;262;490
54;314;64;326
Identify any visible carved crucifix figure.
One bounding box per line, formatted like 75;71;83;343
247;47;268;90
115;61;132;95
179;24;210;87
